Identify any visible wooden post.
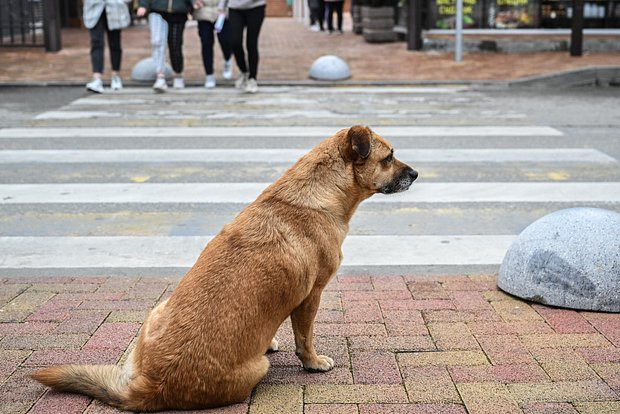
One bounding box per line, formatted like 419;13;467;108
570;0;584;56
43;0;62;52
407;0;423;50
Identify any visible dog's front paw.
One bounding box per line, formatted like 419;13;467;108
267;338;279;353
303;355;334;373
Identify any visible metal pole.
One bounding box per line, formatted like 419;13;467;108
407;0;423;50
570;0;584;56
42;0;61;52
455;0;463;62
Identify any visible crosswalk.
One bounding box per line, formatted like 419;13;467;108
1;86;619;276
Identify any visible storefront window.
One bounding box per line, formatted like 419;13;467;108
489;0;538;27
540;0;616;27
426;0;620;28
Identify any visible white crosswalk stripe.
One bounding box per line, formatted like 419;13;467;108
0;235;516;268
0;87;617;274
2;182;619;204
0;126;563;138
0;148;615;164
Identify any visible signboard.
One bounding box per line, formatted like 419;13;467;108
433;0;481;28
427;0;619;29
489;0;537;28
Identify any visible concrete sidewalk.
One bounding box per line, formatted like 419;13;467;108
1;275;619;414
1;17;620;85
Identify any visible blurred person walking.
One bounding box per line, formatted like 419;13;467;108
193;0;234;89
83;0;131;93
219;0;265;93
325;0;344;34
137;0;195;90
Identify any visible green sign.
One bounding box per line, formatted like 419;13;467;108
435;0;479;28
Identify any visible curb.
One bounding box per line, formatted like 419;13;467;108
1;66;619;89
0;79;494;88
506;65;620;88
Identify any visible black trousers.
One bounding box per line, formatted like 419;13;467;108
228;5;265;80
160;11;188;74
326;0;344;32
309;6;324;29
197;20;232;76
89;12;122;74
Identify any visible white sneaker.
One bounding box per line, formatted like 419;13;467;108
245;78;258;94
153;77;168;93
86;78;104;94
205;74;216;89
173;77;185;89
222;59;233;80
111;75;123;91
235;72;248;89
310;24;320;32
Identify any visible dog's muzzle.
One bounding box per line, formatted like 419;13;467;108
380;167;418;194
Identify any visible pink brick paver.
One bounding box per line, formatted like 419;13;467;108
521;402;579;414
82;323;141;351
352;351;402;384
29;391;91;414
1;275;619;413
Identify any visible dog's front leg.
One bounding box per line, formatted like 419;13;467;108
291;288;334;372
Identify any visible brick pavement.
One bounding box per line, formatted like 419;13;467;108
1;275;619;414
1;18;619;84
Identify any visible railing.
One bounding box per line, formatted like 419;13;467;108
0;0;44;46
0;0;61;51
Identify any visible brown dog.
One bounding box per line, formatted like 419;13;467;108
32;125;417;411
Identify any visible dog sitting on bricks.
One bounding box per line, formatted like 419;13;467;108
32;125;418;411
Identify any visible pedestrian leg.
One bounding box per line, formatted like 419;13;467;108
107;28;122;74
89;14;106;76
245;5;265;80
149;12;168;76
198;20;216;75
228;8;248;75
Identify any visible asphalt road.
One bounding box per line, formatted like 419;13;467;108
0;84;618;277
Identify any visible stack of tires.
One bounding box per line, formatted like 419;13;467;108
352;4;363;34
362;5;397;43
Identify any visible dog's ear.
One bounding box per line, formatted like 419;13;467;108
344;125;372;162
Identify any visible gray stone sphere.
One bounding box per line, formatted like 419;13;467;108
309;55;351;81
130;58;174;82
498;208;620;312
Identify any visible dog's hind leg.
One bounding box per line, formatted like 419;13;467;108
139;355;270;410
219;356;270;405
291;288;335;372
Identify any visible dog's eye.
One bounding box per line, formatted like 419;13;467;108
383;153;393;164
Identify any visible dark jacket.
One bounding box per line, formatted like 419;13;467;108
139;0;194;13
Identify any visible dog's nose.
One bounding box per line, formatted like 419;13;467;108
408;169;418;182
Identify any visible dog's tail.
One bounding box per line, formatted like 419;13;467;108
31;364;130;408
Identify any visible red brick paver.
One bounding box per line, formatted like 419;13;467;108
1;274;619;413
